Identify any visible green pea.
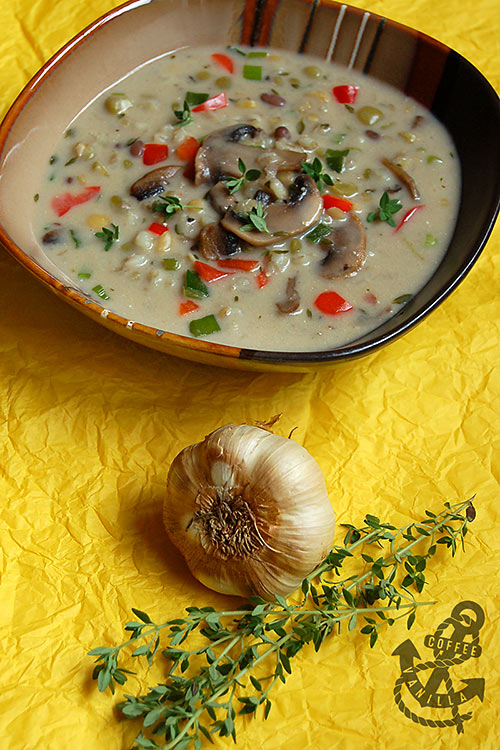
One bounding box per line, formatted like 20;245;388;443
123;159;133;168
105;94;132;115
215;76;232;89
332;182;357;197
303;65;321;78
196;70;211;80
356;106;383;126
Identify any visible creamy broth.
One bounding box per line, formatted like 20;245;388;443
35;46;460;352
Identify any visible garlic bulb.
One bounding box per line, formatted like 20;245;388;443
164;423;335;600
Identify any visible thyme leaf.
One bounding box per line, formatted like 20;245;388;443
238;201;269;234
222;158;262;195
89;497;474;749
367;190;403;227
301;157;334;190
95;224;119;251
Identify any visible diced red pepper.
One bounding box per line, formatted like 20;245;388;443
143;143;169;166
322;194;353;213
257;271;269;289
192;92;228;112
333;85;359;104
51;186;101;217
314;291;353;316
179;300;200;316
211;53;234;74
363;291;378;305
395;205;425;233
176;137;200;162
147;222;169;235
193;261;233;283
217;258;259;271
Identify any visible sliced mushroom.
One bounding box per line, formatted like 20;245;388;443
253;188;273;207
381;158;420;201
221;175;322;247
130;165;181;201
198;222;242;260
320;214;367;279
208;181;238;215
194;123;307;185
276;277;301;314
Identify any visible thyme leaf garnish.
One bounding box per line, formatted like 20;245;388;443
89;497;474;749
367;190;403;227
95;224;119;251
222;158;262;195
301;157;334;190
238;201;269;234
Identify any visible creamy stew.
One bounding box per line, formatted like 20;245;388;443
35;46;460;351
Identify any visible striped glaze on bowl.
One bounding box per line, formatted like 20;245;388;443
0;0;499;371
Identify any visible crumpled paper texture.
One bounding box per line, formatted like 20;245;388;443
0;0;499;748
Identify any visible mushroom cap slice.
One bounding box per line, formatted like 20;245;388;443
221;175;322;247
198;222;242;260
130;165;181;201
276;276;301;314
320;213;367;279
194;123;307;185
381;157;420;201
208;181;238;215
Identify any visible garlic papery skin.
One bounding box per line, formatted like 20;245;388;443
164;423;335;600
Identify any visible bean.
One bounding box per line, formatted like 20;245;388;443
274;126;291;139
260;92;286;107
42;228;61;244
130;139;145;157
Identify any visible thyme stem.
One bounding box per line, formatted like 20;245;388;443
88;497;474;750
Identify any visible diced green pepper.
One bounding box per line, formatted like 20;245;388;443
425;233;437;247
189;314;221;337
306;223;332;244
247;51;268;58
325;148;350;173
78;271;91;279
393;294;412;304
243;64;262;81
184;269;209;299
92;284;110;300
162;258;180;270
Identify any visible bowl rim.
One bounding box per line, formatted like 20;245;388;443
1;0;499;367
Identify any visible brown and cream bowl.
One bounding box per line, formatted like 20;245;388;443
0;0;499;372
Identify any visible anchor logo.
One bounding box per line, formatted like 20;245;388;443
392;601;485;733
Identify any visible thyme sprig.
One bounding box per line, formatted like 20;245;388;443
95;223;119;251
237;201;269;234
222;158;262;195
367;190;403;227
89;497;474;750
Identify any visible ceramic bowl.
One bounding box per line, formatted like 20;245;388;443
0;0;499;372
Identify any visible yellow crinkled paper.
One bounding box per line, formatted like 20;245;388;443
0;0;499;748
